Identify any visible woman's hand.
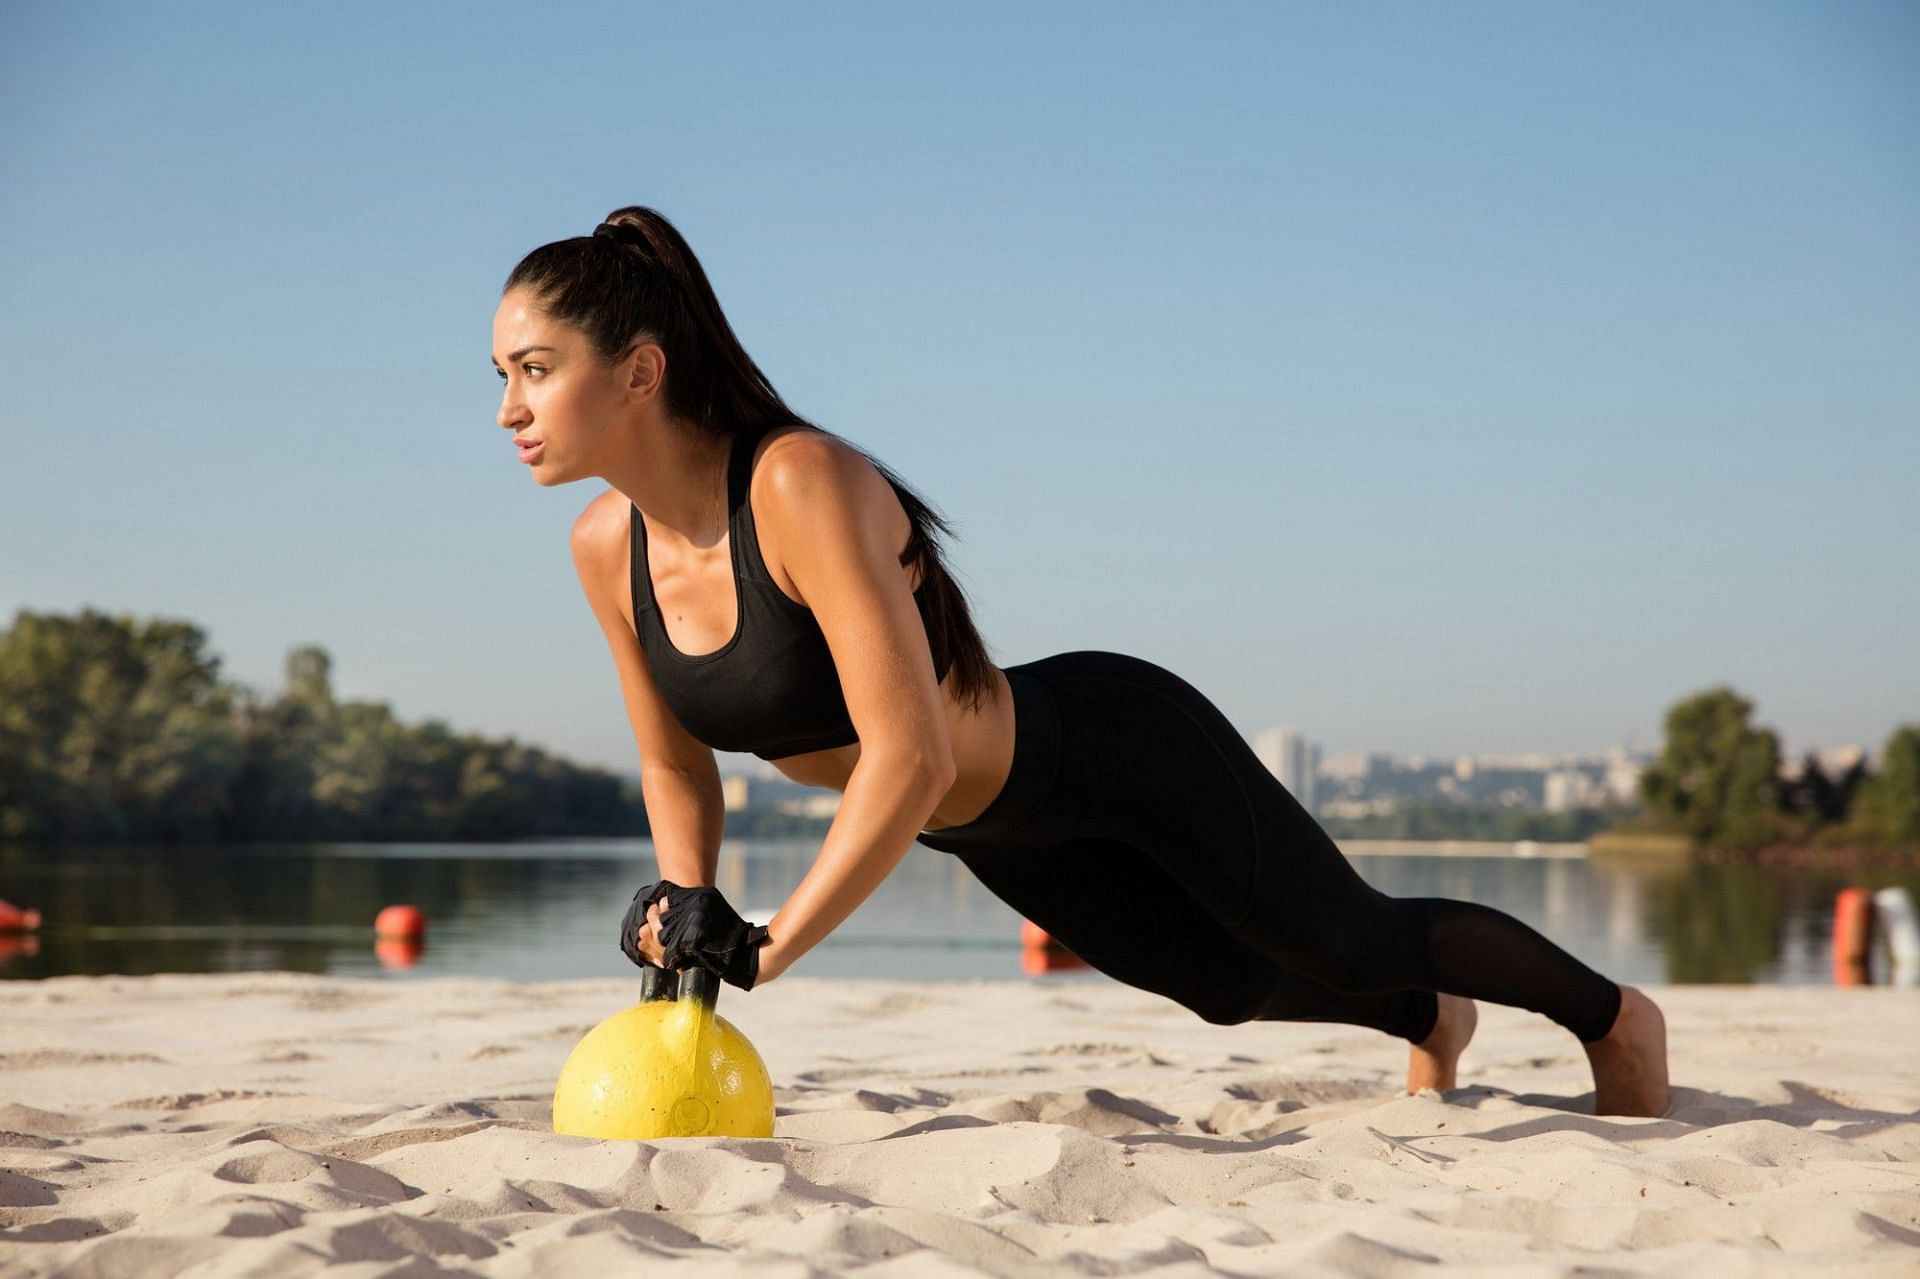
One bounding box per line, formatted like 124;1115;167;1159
619;880;773;991
634;896;670;967
619;880;678;969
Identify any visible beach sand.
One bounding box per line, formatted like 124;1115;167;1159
1;973;1916;1276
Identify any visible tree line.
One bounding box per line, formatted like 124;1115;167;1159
0;608;647;845
1635;686;1920;852
7;608;1911;855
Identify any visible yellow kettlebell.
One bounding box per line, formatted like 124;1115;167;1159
552;965;774;1140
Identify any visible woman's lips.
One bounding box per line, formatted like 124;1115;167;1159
516;440;545;464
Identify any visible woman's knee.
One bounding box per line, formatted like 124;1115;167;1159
1111;976;1272;1027
1072;943;1279;1027
1181;980;1275;1026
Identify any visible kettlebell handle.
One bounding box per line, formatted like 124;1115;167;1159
638;963;720;1009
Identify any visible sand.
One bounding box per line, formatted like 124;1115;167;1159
1;972;1916;1277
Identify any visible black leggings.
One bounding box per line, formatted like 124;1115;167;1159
918;651;1623;1045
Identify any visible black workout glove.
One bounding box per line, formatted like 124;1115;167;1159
619;879;772;992
618;879;675;969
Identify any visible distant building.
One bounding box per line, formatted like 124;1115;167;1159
1319;751;1383;783
1543;769;1596;813
1320;796;1399;819
721;775;751;812
1473;752;1570;771
1603;749;1643;805
1255;726;1320;812
775;793;842;819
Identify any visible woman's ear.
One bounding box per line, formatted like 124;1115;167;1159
624;340;666;398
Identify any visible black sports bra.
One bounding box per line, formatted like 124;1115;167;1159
629;426;953;761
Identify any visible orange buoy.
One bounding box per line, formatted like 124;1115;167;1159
0;898;41;932
1833;887;1875;986
374;904;426;940
1020;919;1053;950
374;936;425;969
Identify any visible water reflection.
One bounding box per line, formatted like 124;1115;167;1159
2;840;1915;987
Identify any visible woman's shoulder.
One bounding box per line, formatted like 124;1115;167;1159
748;425;916;603
576;484;636;536
569;486;637;587
748;423;892;516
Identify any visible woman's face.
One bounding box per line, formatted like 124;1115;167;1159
492;287;635;487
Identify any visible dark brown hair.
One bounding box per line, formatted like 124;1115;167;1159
502;205;997;714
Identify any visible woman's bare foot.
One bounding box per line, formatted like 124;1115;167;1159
1583;984;1669;1117
1407;992;1477;1093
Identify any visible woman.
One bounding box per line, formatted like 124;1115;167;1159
493;207;1669;1118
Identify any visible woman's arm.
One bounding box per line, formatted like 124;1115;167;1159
757;747;951;982
634;764;724;887
750;433;958;983
571;491;725;889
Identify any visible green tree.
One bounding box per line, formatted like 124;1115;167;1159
221;646;337;840
0;609;241;842
283;646;333;708
1;609;646;844
1831;756;1870;823
309;699;405;838
1779;752;1840;825
1858;726;1920;847
1638;686;1783;851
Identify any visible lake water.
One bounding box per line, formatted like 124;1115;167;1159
2;839;1915;988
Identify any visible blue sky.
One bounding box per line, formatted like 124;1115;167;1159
3;1;1914;776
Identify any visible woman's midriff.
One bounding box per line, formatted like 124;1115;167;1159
763;665;1019;833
